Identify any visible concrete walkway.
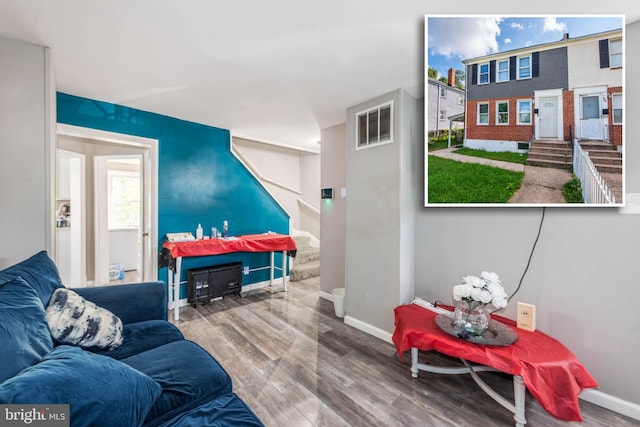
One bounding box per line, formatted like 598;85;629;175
429;147;572;204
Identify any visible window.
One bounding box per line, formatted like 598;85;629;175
440;86;447;98
497;59;509;82
496;101;509;124
612;94;622;124
108;170;140;229
478;62;489;84
356;101;393;149
518;56;531;79
439;109;446;121
517;100;532;125
477;103;489;125
610;39;622;68
458;95;464;105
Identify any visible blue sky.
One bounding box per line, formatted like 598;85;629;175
427;15;624;82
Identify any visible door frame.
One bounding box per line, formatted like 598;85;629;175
573;86;607;141
56;124;159;283
534;88;563;140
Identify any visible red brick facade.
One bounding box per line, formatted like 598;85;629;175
466;97;534;142
562;90;574;141
608;86;623;146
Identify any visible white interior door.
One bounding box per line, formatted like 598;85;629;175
539;97;558;138
580;95;603;140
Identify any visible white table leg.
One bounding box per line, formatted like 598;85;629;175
269;251;275;287
282;250;287;292
411;347;419;378
513;375;527;427
173;256;182;321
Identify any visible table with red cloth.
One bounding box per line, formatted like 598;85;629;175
162;233;297;320
393;303;598;425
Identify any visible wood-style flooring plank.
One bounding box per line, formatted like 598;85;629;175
171;278;640;427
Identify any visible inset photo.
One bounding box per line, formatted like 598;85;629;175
425;15;624;206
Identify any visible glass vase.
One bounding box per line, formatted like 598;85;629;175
452;300;490;337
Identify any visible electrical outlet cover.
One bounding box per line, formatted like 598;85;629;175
517;302;536;332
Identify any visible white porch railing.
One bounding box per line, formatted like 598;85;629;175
572;139;616;204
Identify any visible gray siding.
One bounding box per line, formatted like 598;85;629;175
427;79;464;133
467;47;568;100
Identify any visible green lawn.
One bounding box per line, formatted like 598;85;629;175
452;147;528;164
427;156;524;203
427;135;462;152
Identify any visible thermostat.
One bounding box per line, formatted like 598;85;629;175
321;187;334;199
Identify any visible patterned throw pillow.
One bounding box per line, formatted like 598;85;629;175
46;288;123;350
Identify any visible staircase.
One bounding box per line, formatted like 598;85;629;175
526;140;572;169
578;140;622;174
290;235;320;282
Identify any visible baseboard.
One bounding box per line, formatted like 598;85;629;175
580;389;640;421
319;289;333;301
343;315;393;344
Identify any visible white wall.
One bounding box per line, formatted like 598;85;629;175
0;36;53;268
232;136;320;238
567;34;623;90
320;123;347;295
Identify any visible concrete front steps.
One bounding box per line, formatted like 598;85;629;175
526;140;572;169
578;140;622;174
290;235;319;282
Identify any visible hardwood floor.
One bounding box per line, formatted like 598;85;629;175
171;277;639;427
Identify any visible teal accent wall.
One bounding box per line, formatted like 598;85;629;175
57;93;290;296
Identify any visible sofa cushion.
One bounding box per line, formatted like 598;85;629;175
46;288;123;350
121;340;232;427
0;250;64;306
88;320;184;360
157;393;265;427
0;277;54;383
0;345;161;427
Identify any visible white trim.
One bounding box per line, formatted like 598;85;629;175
517;54;532;80
478;62;490;85
56;123;159;282
573;86;607;141
355;100;394;150
495;100;509;125
344;315;393;344
580;389;640;421
534;89;563;140
497;59;509;82
516;99;533;125
477;102;489;125
319;289;333;301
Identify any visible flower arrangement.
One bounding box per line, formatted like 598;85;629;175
452;271;508;309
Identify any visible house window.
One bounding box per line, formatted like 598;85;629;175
612;94;622;124
517;56;531;79
440;86;447;98
610;39;622;68
108;170;140;229
439;109;446;121
477;102;489;125
497;60;509;82
458;95;464;105
478;63;489;84
356;101;393;149
517;100;532;125
496;101;509;124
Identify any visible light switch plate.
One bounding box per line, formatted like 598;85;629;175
517;302;536;331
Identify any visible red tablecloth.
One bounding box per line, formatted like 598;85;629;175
392;304;598;422
162;233;297;258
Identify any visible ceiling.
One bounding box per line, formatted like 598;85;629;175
0;2;638;151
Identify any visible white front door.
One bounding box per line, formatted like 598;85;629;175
580;95;603;140
539;97;558;138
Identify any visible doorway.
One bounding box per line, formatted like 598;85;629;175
580;95;604;140
55;124;159;287
539;97;558;138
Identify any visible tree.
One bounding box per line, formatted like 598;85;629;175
427;66;438;79
455;69;466;90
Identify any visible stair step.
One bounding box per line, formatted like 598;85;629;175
593;164;623;174
527;152;571;162
589;156;622;166
293;235;311;249
526;158;572;169
294;246;320;265
290;260;320;282
585;150;621;158
579;142;618;151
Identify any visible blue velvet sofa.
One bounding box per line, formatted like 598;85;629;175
0;251;264;427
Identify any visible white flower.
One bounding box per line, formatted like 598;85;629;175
481;271;501;284
478;289;493;304
492;295;508;309
462;275;484;288
452;284;471;301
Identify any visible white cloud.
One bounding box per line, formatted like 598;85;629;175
428;17;501;60
543;17;567;33
511;22;524;30
504;38;512;44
